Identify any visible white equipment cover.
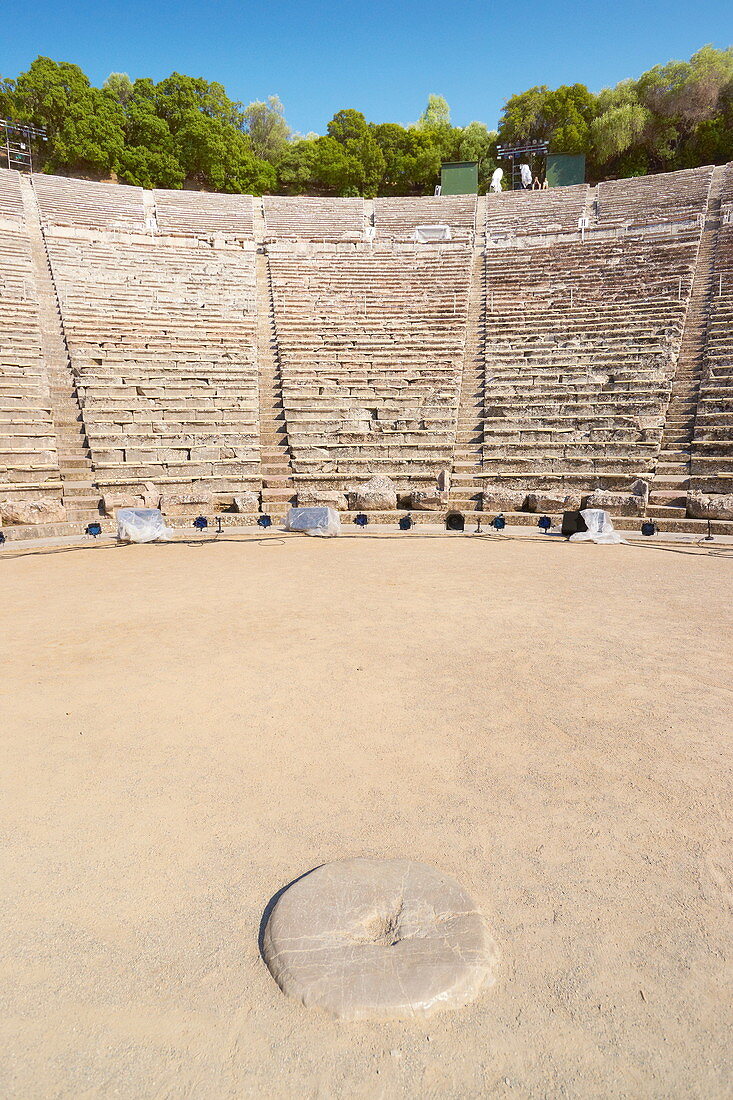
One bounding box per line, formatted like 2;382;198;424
116;508;173;543
490;167;503;193
569;508;624;545
284;506;341;537
411;224;452;243
520;163;532;187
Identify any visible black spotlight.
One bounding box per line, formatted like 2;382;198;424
257;513;272;528
354;513;369;527
193;515;208;531
399;514;412;530
85;521;102;537
641;519;658;537
0;531;5;545
537;515;552;533
446;512;464;532
490;513;506;532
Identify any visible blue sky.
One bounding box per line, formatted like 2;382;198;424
1;0;731;134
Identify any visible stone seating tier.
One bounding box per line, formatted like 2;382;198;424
690;218;733;488
485;184;589;237
0;168;25;221
44;231;260;488
268;243;471;479
153;189;254;237
32;174;146;230
596;166;713;228
1;165;732;536
374;196;477;239
0;222;61;496
264;196;364;240
478;232;700;486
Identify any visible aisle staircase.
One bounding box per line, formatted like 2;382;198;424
253;224;294;516
649;164;726;518
449;249;486;511
20;177;102;528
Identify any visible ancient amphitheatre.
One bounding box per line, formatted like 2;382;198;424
1;164;733;1096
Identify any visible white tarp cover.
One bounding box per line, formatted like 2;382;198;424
490;168;503;193
284;506;341;537
520;163;532;187
411;224;452;243
117;508;173;543
569;508;624;545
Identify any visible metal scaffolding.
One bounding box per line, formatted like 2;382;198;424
496;139;550;191
1;118;47;172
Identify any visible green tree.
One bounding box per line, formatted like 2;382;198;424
275;138;318;193
417;93;451;129
243;95;290;162
326;108;370;145
174;110;275;192
103;72;134;107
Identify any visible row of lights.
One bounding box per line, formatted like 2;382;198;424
67;512;669;543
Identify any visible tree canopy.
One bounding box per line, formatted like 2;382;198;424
0;46;731;196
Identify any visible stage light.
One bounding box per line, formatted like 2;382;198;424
0;531;5;545
257;514;272;528
537;515;552;533
354;513;369;527
490;514;506;532
193;516;208;531
399;514;412;530
641;520;658;537
446;512;464;532
85;522;102;537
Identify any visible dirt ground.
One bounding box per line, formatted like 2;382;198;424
1;531;731;1099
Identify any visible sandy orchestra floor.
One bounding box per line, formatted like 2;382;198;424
1;531;731;1098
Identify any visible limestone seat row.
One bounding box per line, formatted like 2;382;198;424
268;243;471;490
45;230;261;493
479;231;701;492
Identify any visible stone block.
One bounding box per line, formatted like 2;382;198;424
347;475;398;511
160;489;214;516
232;491;260;513
584;479;649;516
526;491;582;513
686;491;733;520
296;489;348;511
411;489;447;511
262;858;497;1021
481;485;527;512
0;499;66;526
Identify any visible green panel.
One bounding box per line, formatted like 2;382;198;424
440;161;478;195
546;154;586;187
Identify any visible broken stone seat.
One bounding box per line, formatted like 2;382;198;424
469;470;652;492
480;421;662;444
689;474;733;495
0;445;58;467
0;480;64;503
90;445;258;466
292;470;441;493
690;452;733;474
1;462;61;484
91;459;260;483
482;386;670;405
291;444;452;466
86;430;259;450
95;473;262;499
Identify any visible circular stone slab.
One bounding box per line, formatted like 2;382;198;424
262;858;497;1020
